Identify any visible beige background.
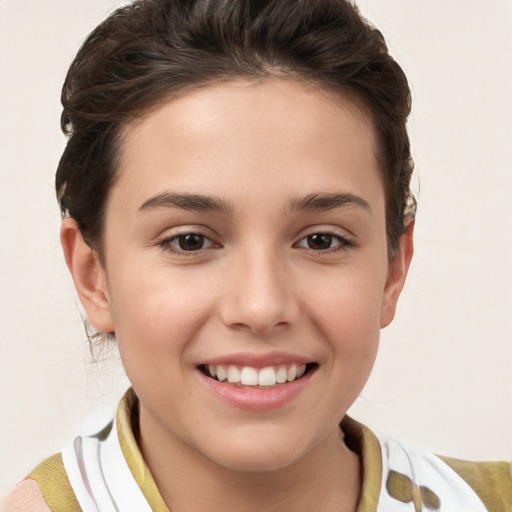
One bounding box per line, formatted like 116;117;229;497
1;0;511;493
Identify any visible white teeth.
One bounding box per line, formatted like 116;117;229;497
216;366;227;382
287;364;297;382
276;366;287;383
227;365;241;383
206;363;309;386
240;367;258;385
258;367;277;386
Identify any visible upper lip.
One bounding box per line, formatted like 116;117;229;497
198;351;314;368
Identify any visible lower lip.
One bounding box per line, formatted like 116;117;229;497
198;370;313;411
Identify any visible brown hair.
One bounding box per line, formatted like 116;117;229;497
56;0;415;259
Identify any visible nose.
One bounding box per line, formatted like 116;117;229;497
219;246;299;335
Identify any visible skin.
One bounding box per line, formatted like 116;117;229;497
1;481;51;512
61;79;413;511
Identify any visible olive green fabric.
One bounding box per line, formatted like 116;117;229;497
116;389;171;512
439;455;512;512
341;416;382;512
26;452;82;512
385;470;440;511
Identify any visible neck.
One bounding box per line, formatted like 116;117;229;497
138;409;361;512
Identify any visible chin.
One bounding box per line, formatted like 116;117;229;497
214;449;301;474
201;431;310;474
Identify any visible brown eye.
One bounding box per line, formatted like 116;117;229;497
176;233;206;251
160;232;217;254
306;233;333;250
295;232;352;252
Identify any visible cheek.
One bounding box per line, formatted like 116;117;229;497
108;279;210;408
302;267;383;386
305;268;385;337
106;267;215;362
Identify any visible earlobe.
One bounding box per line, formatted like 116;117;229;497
60;218;115;333
379;219;415;328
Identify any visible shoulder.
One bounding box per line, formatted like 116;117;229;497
381;437;512;512
437;455;512;512
2;453;82;512
1;480;51;512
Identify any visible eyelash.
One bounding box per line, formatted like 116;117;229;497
157;229;353;256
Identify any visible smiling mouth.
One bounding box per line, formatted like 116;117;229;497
198;363;318;388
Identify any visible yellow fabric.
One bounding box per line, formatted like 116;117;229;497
116;389;171;512
341;416;382;512
438;455;512;512
26;452;82;512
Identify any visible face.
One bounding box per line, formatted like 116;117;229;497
73;80;410;473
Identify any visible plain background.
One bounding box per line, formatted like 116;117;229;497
1;0;511;494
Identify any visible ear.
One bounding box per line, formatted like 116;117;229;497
379;219;415;328
60;217;115;333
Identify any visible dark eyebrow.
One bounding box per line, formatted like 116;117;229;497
138;193;235;214
285;193;371;214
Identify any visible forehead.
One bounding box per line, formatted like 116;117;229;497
112;79;383;214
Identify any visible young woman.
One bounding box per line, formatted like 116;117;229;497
3;0;511;510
